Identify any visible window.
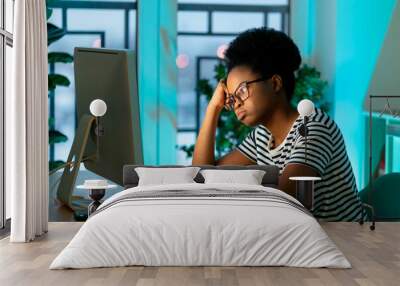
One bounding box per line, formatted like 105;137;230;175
46;1;137;221
176;0;290;164
47;1;137;166
1;0;14;230
46;1;290;169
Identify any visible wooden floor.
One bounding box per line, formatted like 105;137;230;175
0;222;399;286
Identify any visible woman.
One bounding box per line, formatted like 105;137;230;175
192;27;362;221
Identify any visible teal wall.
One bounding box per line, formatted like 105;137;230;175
334;0;396;189
290;0;315;60
291;0;397;189
136;0;397;172
137;0;178;165
291;0;336;116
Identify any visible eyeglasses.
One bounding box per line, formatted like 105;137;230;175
223;77;270;110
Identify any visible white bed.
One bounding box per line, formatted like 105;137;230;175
50;183;351;269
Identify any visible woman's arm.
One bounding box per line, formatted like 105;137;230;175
192;80;254;166
192;103;221;165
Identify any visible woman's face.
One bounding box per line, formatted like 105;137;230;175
225;65;278;127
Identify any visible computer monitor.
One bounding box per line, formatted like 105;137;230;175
56;47;143;209
74;47;143;184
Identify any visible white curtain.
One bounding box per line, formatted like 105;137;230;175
6;0;49;242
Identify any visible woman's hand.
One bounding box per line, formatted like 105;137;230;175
192;78;254;166
208;79;229;112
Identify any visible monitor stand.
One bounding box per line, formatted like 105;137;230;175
56;114;96;210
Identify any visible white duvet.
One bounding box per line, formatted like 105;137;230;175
50;183;351;269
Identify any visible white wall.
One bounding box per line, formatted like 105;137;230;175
291;0;397;188
366;0;400;112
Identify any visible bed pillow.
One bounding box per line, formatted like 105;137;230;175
200;169;266;185
135;167;201;186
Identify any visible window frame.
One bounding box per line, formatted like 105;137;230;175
46;0;138;163
46;1;290;166
0;0;13;232
176;2;290;163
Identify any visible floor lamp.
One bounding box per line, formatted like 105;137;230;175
290;100;321;211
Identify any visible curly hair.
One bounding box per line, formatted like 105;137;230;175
224;27;301;100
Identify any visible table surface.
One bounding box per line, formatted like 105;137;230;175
76;185;118;189
289;176;322;181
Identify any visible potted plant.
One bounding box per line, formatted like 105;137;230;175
47;1;73;171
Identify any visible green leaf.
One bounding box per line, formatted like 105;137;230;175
48;117;55;129
47;23;66;46
177;144;195;159
46;7;53;20
291;64;329;112
46;0;57;6
49;160;66;172
196;79;213;100
214;61;227;81
48;74;71;91
46;0;59;23
48;52;73;64
49;130;68;144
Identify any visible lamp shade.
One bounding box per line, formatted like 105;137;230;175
89;99;107;117
297;99;315;117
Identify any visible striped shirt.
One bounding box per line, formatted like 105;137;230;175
236;108;363;221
